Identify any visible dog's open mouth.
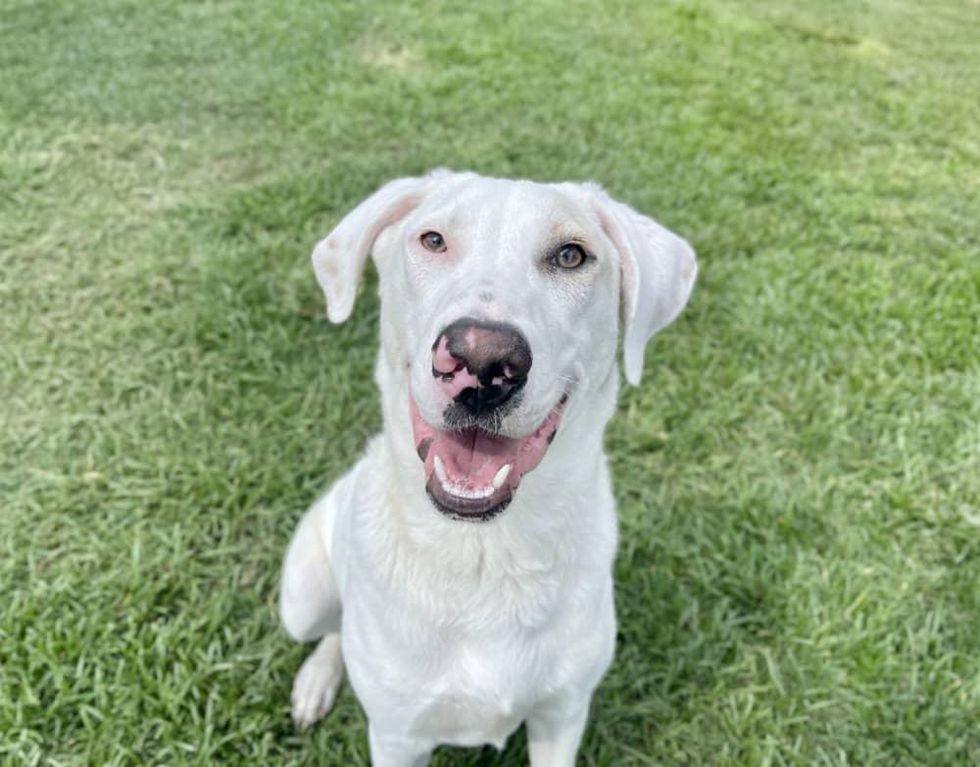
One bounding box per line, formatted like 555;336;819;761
409;396;567;521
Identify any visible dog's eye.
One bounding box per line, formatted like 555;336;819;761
420;231;447;253
553;243;587;270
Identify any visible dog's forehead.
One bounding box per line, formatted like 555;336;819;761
419;176;592;233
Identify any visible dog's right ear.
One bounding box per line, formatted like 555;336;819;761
312;174;438;323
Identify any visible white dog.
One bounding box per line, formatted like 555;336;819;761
278;170;696;766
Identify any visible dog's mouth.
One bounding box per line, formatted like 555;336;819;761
409;395;567;522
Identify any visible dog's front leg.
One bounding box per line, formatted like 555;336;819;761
280;493;345;728
367;727;432;767
526;701;590;767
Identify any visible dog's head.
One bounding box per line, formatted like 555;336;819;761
312;170;696;521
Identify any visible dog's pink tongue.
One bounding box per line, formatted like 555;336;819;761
409;397;561;492
436;429;518;486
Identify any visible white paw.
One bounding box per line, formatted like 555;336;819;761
291;638;344;729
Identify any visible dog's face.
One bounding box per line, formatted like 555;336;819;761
312;171;696;521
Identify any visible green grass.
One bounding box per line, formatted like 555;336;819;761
2;0;978;764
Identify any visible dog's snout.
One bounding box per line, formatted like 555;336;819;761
431;318;532;415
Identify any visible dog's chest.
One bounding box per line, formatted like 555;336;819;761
345;586;567;746
404;637;540;748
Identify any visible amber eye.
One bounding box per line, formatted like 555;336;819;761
420;231;447;253
554;243;587;269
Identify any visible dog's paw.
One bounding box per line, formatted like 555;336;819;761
291;636;344;730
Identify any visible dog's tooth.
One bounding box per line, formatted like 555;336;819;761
492;464;512;490
434;455;448;484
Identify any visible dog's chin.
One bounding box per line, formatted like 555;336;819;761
410;395;567;524
425;480;513;522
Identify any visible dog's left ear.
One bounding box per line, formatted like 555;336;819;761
587;186;697;386
312;173;440;323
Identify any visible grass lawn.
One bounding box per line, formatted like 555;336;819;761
2;0;978;764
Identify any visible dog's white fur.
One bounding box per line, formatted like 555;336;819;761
279;171;696;766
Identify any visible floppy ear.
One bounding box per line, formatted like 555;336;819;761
590;187;697;385
312;175;433;323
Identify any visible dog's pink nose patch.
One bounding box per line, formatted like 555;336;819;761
432;337;480;399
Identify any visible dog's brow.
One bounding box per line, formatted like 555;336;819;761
414;198;463;229
542;229;592;254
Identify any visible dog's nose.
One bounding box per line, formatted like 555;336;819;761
432;318;532;415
